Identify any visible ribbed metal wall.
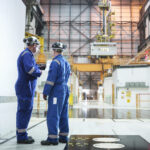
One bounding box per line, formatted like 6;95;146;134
41;0;144;56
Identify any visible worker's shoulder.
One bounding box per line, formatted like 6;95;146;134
21;49;32;57
52;59;60;65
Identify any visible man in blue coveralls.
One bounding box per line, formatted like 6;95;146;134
41;42;70;145
15;36;42;144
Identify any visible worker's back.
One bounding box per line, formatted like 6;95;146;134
15;48;41;100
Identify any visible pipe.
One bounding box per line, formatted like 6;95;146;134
105;0;111;36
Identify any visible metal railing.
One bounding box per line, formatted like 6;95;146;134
36;92;48;113
136;93;150;109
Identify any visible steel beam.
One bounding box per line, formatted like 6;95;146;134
69;0;72;55
71;24;89;39
72;6;89;22
72;63;112;72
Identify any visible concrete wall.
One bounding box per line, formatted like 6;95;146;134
113;66;150;108
103;77;113;104
97;86;103;101
114;67;150;87
0;0;26;100
73;73;79;103
0;0;26;138
0;103;17;138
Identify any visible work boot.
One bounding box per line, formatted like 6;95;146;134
17;136;34;144
59;136;68;143
28;136;34;141
59;139;68;143
41;140;58;145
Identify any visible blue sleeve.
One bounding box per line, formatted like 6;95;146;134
43;60;59;95
22;53;41;77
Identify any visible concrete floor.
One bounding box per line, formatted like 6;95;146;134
1;100;150;149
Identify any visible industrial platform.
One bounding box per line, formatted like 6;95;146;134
1;101;150;150
64;135;150;150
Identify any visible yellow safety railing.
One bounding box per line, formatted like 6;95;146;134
136;93;150;109
36;92;48;113
69;93;73;106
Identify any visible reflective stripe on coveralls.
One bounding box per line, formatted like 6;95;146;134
54;59;60;65
48;135;58;139
28;67;35;74
17;129;26;133
21;51;28;57
46;81;54;86
59;132;69;136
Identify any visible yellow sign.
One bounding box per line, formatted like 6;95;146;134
121;91;125;94
127;99;130;103
126;91;131;97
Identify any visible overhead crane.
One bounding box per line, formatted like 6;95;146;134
70;0;150;87
70;0;117;85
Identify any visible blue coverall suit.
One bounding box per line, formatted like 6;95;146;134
43;54;70;143
15;48;41;140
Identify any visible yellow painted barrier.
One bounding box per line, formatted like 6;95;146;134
69;93;73;106
36;92;47;112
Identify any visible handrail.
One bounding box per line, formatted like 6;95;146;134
136;93;150;109
36;92;48;113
